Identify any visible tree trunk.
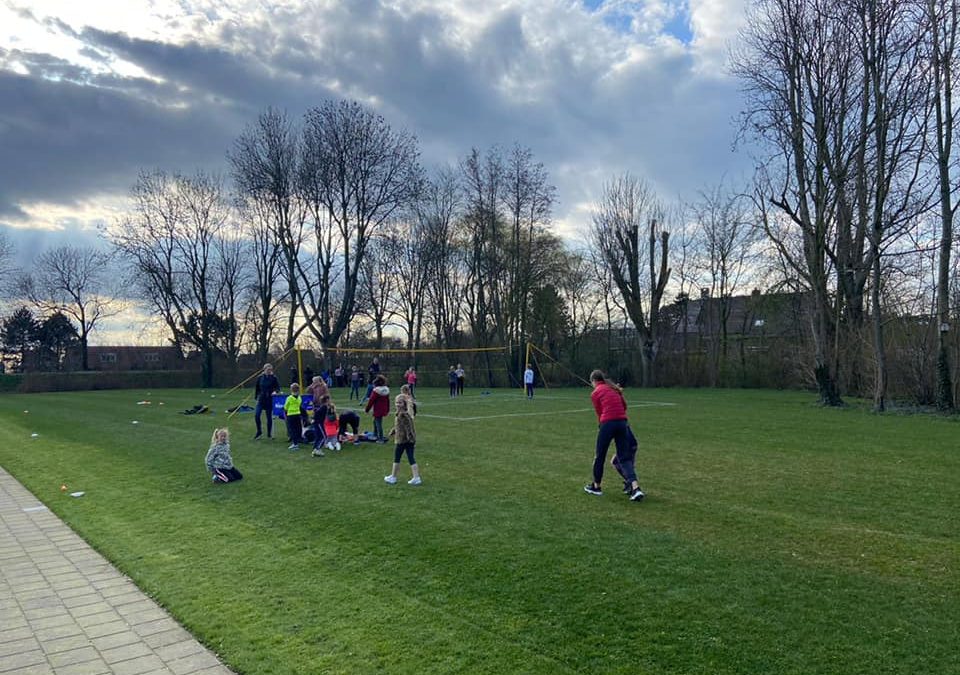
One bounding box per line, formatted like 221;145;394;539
871;253;887;412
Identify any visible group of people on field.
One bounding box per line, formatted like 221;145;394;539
206;360;645;503
207;361;422;486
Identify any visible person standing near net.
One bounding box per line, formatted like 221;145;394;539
405;367;418;398
524;364;535;399
253;363;281;440
350;366;361;400
456;363;465;396
583;369;644;502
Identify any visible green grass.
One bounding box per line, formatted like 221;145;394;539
1;387;958;674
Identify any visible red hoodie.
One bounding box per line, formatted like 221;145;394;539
365;386;390;418
591;383;627;423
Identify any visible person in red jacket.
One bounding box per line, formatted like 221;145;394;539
584;369;645;501
364;375;391;443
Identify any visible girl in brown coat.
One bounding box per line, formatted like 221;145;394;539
384;391;421;485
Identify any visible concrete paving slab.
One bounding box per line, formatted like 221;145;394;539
0;468;233;674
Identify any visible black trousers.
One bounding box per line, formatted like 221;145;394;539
593;419;636;485
212;467;243;483
286;414;303;443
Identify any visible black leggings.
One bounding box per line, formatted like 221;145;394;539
394;442;416;464
593;419;636;485
212;467;243;483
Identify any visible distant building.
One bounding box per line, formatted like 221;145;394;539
83;346;184;371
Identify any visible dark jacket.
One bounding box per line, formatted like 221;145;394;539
255;374;280;404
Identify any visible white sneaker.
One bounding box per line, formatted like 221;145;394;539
408;476;422;486
335;442;342;451
384;475;398;484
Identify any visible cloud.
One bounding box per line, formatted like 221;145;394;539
0;0;753;242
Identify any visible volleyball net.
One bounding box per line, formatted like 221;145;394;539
221;341;593;417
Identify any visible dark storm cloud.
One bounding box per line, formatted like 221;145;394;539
0;0;752;237
0;66;236;217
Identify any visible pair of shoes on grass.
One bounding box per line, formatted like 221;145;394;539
584;483;645;501
384;475;422;486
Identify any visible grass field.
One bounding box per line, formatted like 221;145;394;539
0;386;958;674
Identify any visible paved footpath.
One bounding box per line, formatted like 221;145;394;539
0;468;234;675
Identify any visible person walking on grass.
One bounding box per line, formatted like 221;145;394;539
584;369;645;502
206;428;243;483
365;375;390;443
284;383;307;451
385;392;421;485
524;364;535;399
254;363;281;440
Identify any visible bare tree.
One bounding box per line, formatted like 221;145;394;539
735;0;856;405
421;167;465;347
229;108;305;350
461;146;507;361
0;229;15;293
236;196;285;362
389;215;432;351
297;99;421;350
590;173;671;386
111;170;234;387
357;232;397;347
18;245;116;371
501;144;556;348
689;182;762;385
922;0;960;410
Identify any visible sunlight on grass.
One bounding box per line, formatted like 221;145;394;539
1;387;958;674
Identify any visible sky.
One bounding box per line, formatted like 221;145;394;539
0;0;754;342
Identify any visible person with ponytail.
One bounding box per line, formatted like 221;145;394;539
584;370;645;501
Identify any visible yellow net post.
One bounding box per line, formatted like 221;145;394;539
296;346;303;390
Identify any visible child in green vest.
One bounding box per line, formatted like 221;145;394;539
284;383;306;451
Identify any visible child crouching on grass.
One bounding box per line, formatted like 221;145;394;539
384;392;421;485
206;428;243;483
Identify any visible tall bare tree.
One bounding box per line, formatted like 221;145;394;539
735;0;855;405
236;196;284;363
923;0;960;410
420;167;465;347
297;99;421;350
689;184;761;385
229;108;304;350
112;170;234;386
501;144;556;347
590;173;671;386
18;245;116;371
357;232;398;347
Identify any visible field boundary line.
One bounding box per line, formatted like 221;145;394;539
419;401;675;422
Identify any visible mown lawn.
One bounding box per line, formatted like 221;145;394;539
0;386;958;674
